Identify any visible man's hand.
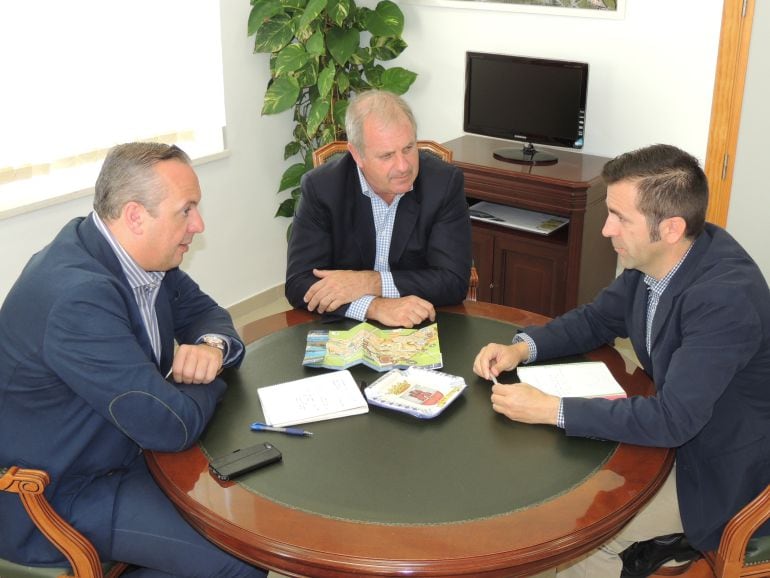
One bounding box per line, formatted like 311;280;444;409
366;296;436;328
167;343;223;384
473;342;530;381
304;269;381;313
490;382;560;425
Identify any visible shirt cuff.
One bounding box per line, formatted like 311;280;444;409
512;333;537;364
380;271;400;298
347;295;375;321
556;398;566;429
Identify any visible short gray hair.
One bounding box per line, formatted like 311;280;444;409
93;142;191;220
345;90;417;155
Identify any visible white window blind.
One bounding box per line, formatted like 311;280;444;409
0;0;226;214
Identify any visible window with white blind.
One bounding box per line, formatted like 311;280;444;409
0;0;226;216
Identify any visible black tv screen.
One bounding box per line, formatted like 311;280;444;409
464;52;588;165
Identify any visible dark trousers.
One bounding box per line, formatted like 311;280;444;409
111;457;266;578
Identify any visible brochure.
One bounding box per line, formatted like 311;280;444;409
257;369;368;427
302;322;442;372
364;367;467;419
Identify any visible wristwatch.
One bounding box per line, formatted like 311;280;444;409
201;334;227;355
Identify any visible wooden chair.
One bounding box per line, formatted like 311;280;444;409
650;484;770;578
0;465;129;578
311;140;479;301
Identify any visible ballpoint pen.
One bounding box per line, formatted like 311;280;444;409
250;422;313;437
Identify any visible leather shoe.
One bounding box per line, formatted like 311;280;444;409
620;533;702;578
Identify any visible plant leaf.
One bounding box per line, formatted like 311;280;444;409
306;31;325;56
284;140;302;159
332;99;349;126
248;1;285;37
327;0;352;27
370;36;406;61
306;98;331;137
327;28;360;66
253;14;295;53
263;76;301;114
275;43;310;75
380;67;417;94
366;0;404;37
275;197;297;218
318;64;336;98
297;0;328;32
336;70;350;93
279;162;307;192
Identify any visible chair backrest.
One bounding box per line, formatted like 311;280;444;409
713;484;770;578
0;465;129;578
312;140;452;168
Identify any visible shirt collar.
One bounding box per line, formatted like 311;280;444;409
644;238;697;296
91;212;164;289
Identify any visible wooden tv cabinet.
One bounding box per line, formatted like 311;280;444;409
444;134;617;317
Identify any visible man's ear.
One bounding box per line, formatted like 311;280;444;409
659;216;687;244
122;201;146;235
347;142;363;167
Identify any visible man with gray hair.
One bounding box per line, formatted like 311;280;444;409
285;89;472;327
0;143;266;577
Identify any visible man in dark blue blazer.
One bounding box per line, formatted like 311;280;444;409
473;144;770;577
285;90;472;328
0;144;266;577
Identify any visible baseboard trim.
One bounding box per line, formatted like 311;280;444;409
227;284;288;320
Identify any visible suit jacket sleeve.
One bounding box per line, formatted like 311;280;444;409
42;273;238;452
526;271;764;448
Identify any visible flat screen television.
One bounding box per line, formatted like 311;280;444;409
463;51;589;166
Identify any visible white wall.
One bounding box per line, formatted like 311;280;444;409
727;0;770;280
0;0;733;306
396;0;723;161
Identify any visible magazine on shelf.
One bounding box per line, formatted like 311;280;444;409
517;362;627;399
469;201;569;235
363;367;467;419
257;369;368;427
302;322;442;372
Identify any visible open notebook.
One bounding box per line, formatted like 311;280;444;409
257;370;368;427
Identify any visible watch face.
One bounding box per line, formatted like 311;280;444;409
204;336;226;351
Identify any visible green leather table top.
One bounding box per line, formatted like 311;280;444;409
200;311;617;525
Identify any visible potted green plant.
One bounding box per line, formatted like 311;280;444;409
248;0;417;228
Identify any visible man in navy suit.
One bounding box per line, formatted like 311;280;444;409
285;89;472;328
0;143;266;577
473;144;770;577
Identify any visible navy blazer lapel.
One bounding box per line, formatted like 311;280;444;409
648;232;709;356
388;191;419;264
351;174;377;266
631;279;653;370
77;215;159;366
155;281;175;370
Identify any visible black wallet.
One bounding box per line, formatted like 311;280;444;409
208;442;282;481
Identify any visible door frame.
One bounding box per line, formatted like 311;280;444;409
704;0;755;226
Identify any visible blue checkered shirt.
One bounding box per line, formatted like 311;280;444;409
346;167;405;321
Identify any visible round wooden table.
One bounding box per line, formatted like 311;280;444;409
146;301;673;577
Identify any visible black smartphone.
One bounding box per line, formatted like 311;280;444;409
208;442;282;481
